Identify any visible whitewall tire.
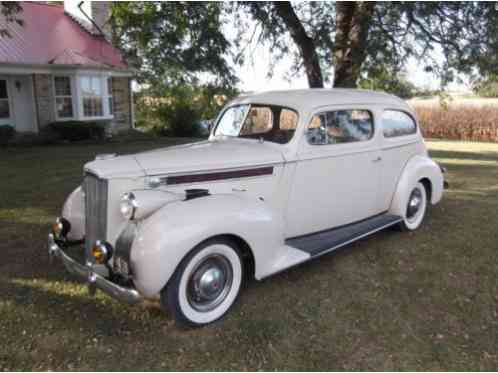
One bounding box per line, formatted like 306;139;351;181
399;181;428;231
162;238;243;327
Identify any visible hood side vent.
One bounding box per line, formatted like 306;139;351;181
184;189;210;201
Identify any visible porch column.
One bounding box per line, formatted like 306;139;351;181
33;74;55;128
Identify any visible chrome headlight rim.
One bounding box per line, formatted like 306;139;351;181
120;192;138;220
52;217;71;239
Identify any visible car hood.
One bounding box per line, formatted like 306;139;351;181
84;138;286;179
135;138;285;175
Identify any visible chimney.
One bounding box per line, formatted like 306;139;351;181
91;1;111;40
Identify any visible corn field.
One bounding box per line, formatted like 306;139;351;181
414;105;498;142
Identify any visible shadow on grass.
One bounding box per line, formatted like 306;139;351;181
0;276;169;336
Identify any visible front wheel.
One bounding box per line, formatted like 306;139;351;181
398;181;428;231
162;238;243;327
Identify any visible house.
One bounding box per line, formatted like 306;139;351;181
0;1;134;134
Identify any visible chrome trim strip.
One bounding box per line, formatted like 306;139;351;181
147;161;285;179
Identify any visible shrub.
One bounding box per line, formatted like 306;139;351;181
474;80;498;98
49;121;106;141
155;98;202;137
0;124;15;146
135;84;238;137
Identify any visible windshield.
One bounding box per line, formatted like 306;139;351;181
213;104;298;144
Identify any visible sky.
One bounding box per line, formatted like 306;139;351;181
64;0;470;93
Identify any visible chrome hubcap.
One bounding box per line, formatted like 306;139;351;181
407;188;423;221
187;254;233;312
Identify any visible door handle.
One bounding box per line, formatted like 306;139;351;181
372;156;382;163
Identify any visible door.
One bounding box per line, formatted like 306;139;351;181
285;107;382;238
8;75;36;132
0;78;12;127
377;109;422;212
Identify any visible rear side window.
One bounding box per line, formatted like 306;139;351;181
382;110;417;138
307;109;373;145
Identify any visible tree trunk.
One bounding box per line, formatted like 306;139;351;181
273;2;324;88
333;2;376;88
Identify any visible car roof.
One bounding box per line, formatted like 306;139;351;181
229;88;411;113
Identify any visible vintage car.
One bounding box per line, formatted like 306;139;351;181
48;89;445;326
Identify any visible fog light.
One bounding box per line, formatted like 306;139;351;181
91;241;113;264
52;217;70;238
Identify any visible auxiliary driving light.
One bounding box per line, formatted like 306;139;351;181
91;241;113;264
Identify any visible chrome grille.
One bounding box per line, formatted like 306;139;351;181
83;173;108;257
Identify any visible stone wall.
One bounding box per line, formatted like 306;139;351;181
32;74;55;129
110;77;132;132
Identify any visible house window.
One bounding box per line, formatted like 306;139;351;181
81;76;103;117
107;77;114;115
0;80;9;119
54;76;74;119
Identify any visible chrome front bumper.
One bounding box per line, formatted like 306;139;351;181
48;233;142;305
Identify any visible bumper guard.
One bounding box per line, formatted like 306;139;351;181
48;233;142;305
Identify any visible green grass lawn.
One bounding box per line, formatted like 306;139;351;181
0;139;497;371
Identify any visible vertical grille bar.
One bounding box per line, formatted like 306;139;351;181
83;173;108;258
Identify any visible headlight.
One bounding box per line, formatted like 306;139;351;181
52;217;71;238
91;240;113;264
120;192;138;220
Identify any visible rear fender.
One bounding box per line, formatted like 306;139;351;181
389;155;444;218
130;193;285;297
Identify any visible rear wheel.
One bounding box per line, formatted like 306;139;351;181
162;238;243;327
398;181;428;231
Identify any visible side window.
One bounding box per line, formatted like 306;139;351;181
307;113;327;145
240;106;273;135
279;109;298;130
382;110;417;138
307;109;373;145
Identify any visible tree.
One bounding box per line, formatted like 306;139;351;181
358;67;417;99
473;75;498;98
238;2;498;89
333;2;376;88
272;2;323;88
0;2;22;38
112;2;236;87
113;2;497;91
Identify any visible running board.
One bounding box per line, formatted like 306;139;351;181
285;213;402;257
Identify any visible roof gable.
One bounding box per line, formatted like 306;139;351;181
0;2;128;69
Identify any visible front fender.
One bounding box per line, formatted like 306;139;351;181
62;186;85;241
389;155;444;218
130;193;285;297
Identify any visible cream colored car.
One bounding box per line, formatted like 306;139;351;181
49;89;445;326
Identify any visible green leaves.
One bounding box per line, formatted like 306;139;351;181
0;2;23;38
112;2;236;87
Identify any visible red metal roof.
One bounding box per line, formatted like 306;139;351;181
0;2;128;69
